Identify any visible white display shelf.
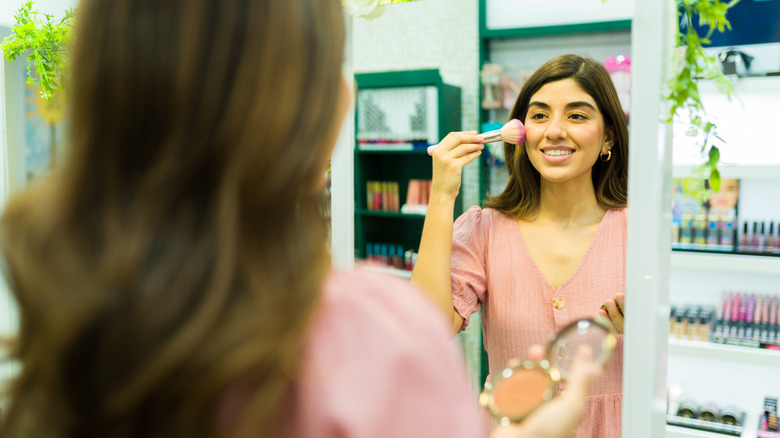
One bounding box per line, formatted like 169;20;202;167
670;252;780;276
666;424;742;438
359;265;413;279
672;164;780;180
668;338;780;368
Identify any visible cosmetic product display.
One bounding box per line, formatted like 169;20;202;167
400;179;432;215
364;242;416;271
666;389;746;436
672;207;737;252
758;397;780;437
365;181;400;212
738;220;780;255
669;305;715;342
673;291;780;349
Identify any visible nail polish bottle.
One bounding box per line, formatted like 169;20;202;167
758;221;766;252
768;221;775;253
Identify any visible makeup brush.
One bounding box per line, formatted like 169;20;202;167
427;118;525;156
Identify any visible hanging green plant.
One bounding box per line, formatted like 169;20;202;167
1;1;75;101
667;0;740;192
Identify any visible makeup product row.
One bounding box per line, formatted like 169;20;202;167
366;181;401;212
669;305;714;342
759;397;780;437
666;383;746;435
672;208;736;252
364;242;416;271
739;220;780;254
400;179;432;215
711;292;780;348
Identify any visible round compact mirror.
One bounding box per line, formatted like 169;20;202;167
480;359;559;426
546;317;617;379
480;317;616;425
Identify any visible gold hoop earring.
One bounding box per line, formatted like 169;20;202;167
600;150;611;162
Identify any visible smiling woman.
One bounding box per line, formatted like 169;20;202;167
411;54;629;438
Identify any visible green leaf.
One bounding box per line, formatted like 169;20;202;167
708;146;720;166
709;167;721;193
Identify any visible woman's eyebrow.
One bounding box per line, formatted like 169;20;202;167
528;101;597;111
565;101;597;111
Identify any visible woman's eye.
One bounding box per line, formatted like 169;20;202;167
530;113;546;120
569;113;588;120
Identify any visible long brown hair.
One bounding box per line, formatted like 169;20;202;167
484;54;628;218
0;0;345;437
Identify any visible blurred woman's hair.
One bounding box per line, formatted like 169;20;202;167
485;54;628;218
0;0;345;437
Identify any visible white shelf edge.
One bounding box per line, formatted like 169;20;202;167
672;164;780;180
666;424;746;438
358;265;413;279
668;338;780;368
670;252;780;275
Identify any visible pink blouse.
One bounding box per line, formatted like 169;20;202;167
451;207;626;438
275;268;481;438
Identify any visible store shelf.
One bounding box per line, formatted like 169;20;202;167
668;338;780;368
670;252;780;275
357;209;426;219
666;424;736;438
359;265;413;279
672;164;780;180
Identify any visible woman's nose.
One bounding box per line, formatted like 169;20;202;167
545;116;567;141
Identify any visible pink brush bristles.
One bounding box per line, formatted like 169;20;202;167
499;119;525;145
427;119;526;156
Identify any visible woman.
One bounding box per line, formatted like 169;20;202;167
413;54;629;438
0;1;596;438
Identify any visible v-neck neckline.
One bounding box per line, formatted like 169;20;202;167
512;209;613;293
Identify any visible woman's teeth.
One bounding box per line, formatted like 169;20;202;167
543;150;572;156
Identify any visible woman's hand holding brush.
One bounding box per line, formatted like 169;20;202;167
427;119;525;200
428;131;486;200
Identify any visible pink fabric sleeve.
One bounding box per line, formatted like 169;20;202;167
450;206;488;332
275;269;480;438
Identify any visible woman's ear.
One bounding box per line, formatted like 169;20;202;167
602;129;615;155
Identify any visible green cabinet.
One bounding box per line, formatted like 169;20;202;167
353;69;462;262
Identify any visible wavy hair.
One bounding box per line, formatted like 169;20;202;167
484;54;628;218
0;0;344;437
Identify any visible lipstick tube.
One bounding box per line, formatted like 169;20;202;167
729;293;738;338
770;297;778;344
754;295;763;343
762;294;771;343
751;221;758;251
739;294;748;339
746;294;755;340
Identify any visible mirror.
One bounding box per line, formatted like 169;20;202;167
480;317;617;426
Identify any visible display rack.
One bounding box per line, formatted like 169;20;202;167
353;69;462;261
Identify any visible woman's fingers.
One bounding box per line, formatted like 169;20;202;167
453;149;482;168
601;299;624;333
614;293;625;316
436;131;484;152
